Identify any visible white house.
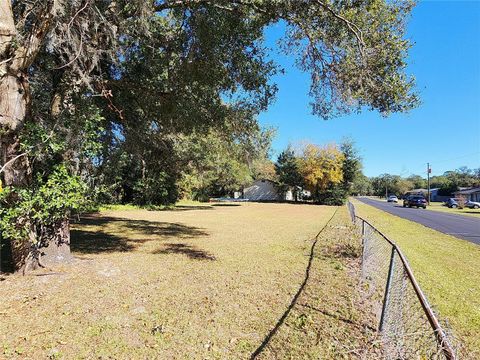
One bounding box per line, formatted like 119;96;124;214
243;179;283;201
242;180;310;201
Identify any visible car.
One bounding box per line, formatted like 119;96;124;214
446;198;461;208
403;195;427;209
465;200;480;209
387;195;399;203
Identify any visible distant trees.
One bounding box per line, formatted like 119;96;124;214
368;167;480;197
274;140;363;204
351;174;373;196
370;174;413;197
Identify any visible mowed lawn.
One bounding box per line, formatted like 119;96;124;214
0;203;376;359
351;199;480;356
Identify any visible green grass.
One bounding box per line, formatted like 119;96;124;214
0;203;378;359
351;198;480;355
425;201;480;217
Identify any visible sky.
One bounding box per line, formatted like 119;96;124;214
258;0;480;178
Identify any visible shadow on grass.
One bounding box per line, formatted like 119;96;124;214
71;215;208;254
152;243;216;261
71;229;135;254
298;303;376;332
250;208;338;359
171;205;214;211
211;203;242;207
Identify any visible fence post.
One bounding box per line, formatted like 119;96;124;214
379;246;396;332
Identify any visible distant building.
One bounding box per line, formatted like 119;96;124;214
243;179;283;201
405;188;443;202
242;180;310;202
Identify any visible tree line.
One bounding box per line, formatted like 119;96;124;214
273;140;361;205
352;167;480;197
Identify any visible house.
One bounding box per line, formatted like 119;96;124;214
454;187;480;202
242;179;311;202
243;179;283;201
405;188;442;202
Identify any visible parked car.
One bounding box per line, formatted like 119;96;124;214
387;195;398;203
465;200;480;209
403;195;427;209
445;198;461;208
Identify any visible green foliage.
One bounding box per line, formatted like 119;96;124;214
175;129;261;200
275;147;303;187
0;166;91;242
351;174;373;196
132;173;178;206
340;139;362;195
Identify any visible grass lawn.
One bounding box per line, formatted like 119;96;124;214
351;199;480;356
425;201;480;217
0;203;378;359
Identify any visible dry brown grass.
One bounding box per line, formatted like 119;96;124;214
0;203;377;359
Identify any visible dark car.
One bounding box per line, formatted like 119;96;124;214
403;195;427;209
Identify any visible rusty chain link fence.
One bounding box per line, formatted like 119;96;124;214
347;201;459;359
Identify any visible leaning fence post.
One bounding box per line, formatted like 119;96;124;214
379;246;396;332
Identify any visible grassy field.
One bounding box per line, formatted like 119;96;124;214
351;199;480;355
0;203;378;359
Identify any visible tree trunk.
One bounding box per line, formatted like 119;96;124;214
0;0;72;273
21;219;73;273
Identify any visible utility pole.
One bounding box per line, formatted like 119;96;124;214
427;163;431;205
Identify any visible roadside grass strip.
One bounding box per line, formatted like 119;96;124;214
351;198;480;356
255;206;382;359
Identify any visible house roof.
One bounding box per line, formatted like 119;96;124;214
407;188;438;193
254;179;278;185
454;187;480;195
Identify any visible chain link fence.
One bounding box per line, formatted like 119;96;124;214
347;201;458;359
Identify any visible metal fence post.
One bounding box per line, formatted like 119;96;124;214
379;246;396;332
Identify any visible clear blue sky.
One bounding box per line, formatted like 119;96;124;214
258;0;480;177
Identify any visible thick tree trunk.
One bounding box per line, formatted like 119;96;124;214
21;219;73;273
0;0;72;273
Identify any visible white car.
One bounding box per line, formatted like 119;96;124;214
387;195;399;203
465;201;480;209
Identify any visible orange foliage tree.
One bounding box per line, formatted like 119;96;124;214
298;143;345;200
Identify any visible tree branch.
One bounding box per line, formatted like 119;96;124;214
314;0;365;59
0;152;27;176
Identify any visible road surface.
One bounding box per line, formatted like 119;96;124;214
356;197;480;245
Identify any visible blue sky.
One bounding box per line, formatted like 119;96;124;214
258;1;480;177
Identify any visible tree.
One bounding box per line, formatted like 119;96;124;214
340;139;362;195
275;146;303;199
351;173;373;196
298;143;344;202
1;0;419;271
407;175;427;189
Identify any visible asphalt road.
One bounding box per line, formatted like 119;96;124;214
356;197;480;245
